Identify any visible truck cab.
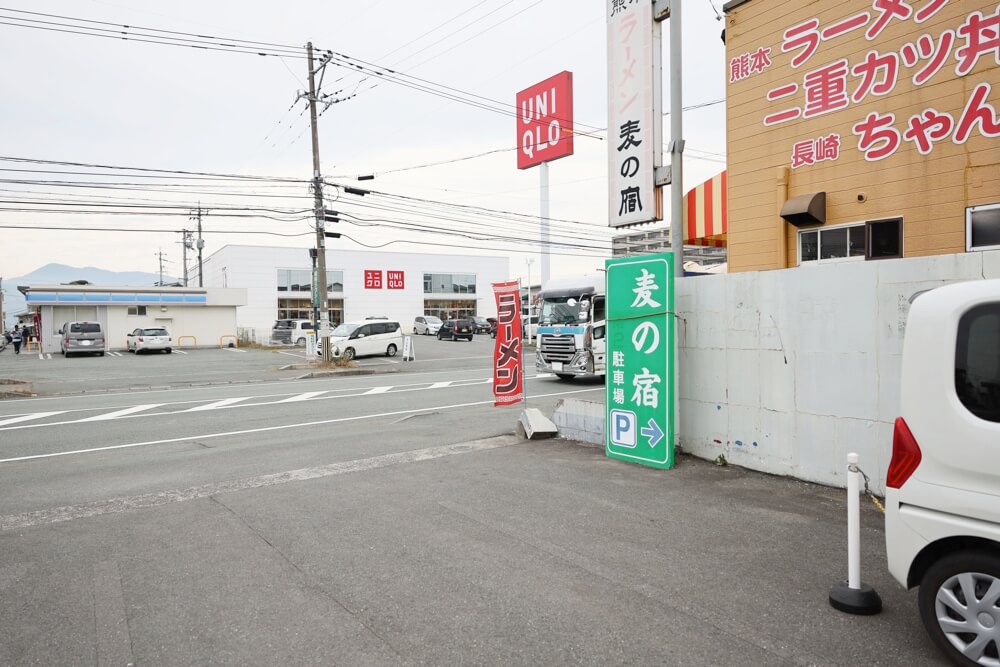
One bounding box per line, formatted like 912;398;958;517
534;275;606;380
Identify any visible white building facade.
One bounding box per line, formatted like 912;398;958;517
200;245;511;340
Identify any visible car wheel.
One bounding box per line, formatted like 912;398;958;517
343;347;355;361
386;344;397;357
555;373;575;381
165;348;172;354
296;337;306;346
98;351;105;357
918;550;1000;667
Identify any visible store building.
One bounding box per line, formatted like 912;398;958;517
723;0;1000;271
17;284;246;354
199;245;510;339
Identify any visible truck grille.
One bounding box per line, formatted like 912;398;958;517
540;335;576;363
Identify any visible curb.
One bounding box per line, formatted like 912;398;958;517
296;367;401;379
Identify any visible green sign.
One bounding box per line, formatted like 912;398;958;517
605;253;674;469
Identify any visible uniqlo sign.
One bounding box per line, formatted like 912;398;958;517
387;270;404;289
364;270;383;289
516;71;574;170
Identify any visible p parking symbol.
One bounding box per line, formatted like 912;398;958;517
610;409;637;448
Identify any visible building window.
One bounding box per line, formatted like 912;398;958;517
423;273;476;294
127;306;147;316
799;218;901;264
955;303;1000;423
277;269;344;292
277;298;343;326
424;299;476;320
967;204;1000;251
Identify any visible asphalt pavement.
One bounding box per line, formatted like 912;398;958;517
0;337;946;665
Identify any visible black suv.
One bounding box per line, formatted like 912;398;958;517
438;319;474;341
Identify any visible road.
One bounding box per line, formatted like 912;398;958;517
0;341;946;665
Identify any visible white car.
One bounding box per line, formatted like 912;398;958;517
886;279;1000;666
126;327;172;354
320;320;402;360
413;316;442;335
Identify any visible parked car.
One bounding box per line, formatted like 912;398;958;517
437;319;473;341
126;327;172;354
885;279;1000;667
468;315;491;334
413;315;442;336
271;319;316;345
321;319;402;360
59;321;105;357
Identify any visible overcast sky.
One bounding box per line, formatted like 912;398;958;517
0;0;727;283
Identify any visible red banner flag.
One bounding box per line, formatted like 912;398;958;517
492;280;524;406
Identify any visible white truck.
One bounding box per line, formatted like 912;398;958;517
534;275;606;381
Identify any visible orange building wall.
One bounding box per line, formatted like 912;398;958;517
725;0;1000;272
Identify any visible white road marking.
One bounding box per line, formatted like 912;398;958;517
0;387;600;463
277;350;308;359
222;348;247;353
429;381;452;389
37;353;44;360
77;404;163;422
363;386;392;395
45;354;51;360
0;411;66;427
276;391;327;403
186;397;248;412
0;437;520;530
173;349;188;355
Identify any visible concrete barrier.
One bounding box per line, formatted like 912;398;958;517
551;397;605;447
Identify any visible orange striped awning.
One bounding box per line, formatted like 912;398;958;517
684;170;727;247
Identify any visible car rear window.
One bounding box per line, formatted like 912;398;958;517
70;323;100;333
955;302;1000;423
143;329;168;336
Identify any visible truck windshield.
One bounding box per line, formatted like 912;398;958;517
539;297;589;325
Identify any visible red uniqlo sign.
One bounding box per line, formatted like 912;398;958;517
516;71;574;170
387;270;404;289
364;270;383;289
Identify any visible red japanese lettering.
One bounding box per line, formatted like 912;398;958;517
803;59;851;118
782;18;821;68
749;46;772;74
817;133;841;161
914;30;955;86
851;50;900;103
729;53;751;82
853;111;902;161
953;82;1000;144
767;82;799;101
914;0;949;23
822;12;871;40
791;140;817;168
955;8;1000;77
763;107;802;126
903;108;955;154
866;0;914;40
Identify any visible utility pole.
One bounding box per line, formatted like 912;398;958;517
0;276;5;330
305;41;332;362
195;206;205;287
155;249;167;286
181;229;192;287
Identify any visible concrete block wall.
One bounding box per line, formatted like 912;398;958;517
675;250;1000;493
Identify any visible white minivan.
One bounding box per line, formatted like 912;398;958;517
325;320;403;360
886;279;1000;666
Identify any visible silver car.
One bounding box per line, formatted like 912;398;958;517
413;315;442;335
126;327;172;354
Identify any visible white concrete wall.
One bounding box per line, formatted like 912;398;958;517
677;250;1000;493
106;307;240;350
201;245;511;335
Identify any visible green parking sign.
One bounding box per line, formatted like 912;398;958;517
605;253;674;469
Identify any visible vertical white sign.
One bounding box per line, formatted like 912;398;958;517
608;0;658;227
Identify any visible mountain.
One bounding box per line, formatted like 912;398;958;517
2;263;178;327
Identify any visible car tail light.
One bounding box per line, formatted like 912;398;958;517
168;337;172;342
138;337;144;342
887;417;922;489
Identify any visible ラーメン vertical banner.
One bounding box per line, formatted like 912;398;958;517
605;253;675;469
492;280;524;406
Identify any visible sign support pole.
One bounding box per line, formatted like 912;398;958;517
540;162;551;287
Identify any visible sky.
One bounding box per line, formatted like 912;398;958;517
0;0;728;285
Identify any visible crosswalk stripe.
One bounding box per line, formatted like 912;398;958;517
429;382;452;389
276;391;326;403
363;386;392;395
0;412;66;427
187;397;248;412
77;404;162;422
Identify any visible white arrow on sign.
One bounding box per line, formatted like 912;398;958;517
639;418;664;449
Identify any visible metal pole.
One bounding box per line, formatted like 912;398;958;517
181;230;189;287
540;162;550;287
526;257;533;345
306;42;331;362
669;0;684;279
196;206;204;287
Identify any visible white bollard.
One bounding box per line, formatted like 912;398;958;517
829;452;882;615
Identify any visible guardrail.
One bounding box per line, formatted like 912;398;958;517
219;334;238;349
177;335;197;348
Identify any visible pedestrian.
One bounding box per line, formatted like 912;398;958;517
11;325;22;355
